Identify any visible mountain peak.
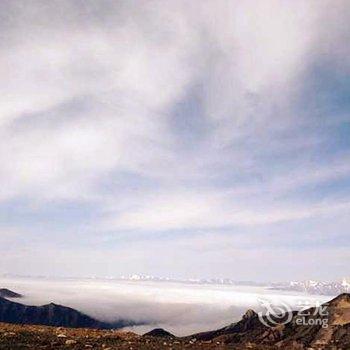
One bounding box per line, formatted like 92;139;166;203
242;309;257;320
143;328;175;338
328;293;350;307
46;302;60;307
0;288;22;299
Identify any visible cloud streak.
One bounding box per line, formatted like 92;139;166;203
0;0;349;280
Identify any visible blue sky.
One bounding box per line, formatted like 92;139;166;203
0;0;349;282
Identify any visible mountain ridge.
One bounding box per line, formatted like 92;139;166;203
176;292;350;348
0;288;22;298
0;295;135;330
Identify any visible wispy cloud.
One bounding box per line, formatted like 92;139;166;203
0;0;349;280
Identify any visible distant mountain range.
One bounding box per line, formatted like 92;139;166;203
0;274;350;296
119;274;266;286
120;274;350;295
270;278;350;295
0;289;137;330
3;273;350;296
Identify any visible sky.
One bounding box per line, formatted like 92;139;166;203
0;0;349;282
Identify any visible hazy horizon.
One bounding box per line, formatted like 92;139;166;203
0;1;349;282
1;272;348;285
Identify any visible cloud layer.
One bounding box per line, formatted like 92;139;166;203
0;277;330;335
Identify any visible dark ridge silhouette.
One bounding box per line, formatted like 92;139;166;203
143;328;175;338
0;288;22;298
0;296;135;330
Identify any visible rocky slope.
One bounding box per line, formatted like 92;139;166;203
186;293;350;349
0;296;133;330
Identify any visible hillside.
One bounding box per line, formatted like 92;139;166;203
187;293;350;349
0;296;133;330
0;322;277;349
0;289;22;299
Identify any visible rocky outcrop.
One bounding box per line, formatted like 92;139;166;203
143;328;175;338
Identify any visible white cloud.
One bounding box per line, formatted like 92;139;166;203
0;0;349;279
102;187;350;231
0;0;329;201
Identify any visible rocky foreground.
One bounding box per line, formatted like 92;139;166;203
0;322;271;349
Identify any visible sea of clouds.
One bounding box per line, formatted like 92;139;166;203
0;276;331;336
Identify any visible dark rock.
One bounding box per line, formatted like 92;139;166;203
143;328;175;338
0;288;23;298
242;309;257;320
